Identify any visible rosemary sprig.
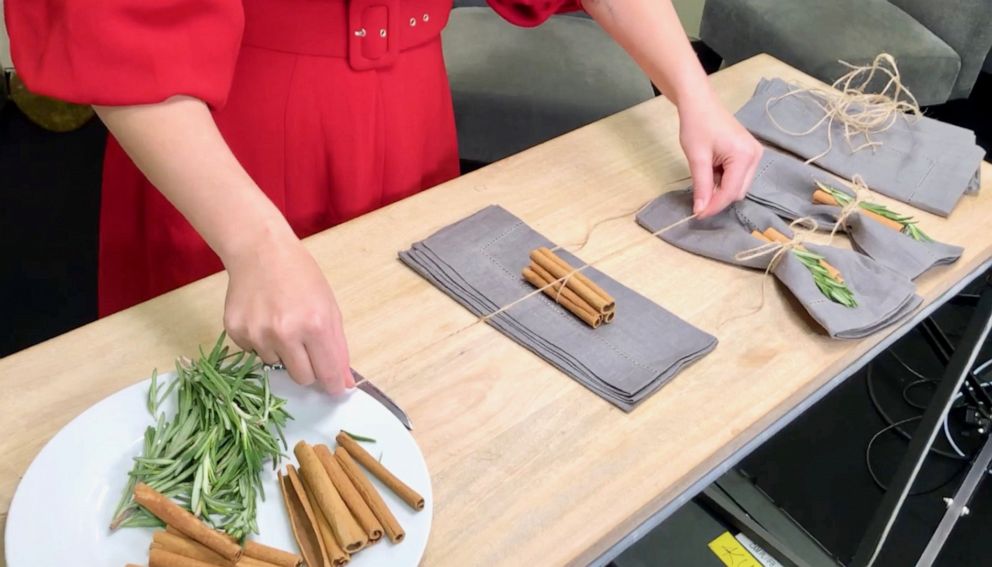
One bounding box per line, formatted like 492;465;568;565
110;332;292;539
792;248;858;308
341;430;377;443
815;181;932;242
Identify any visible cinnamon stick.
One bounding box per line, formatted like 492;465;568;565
539;246;615;310
279;466;332;567
299;471;352;565
529;248;614;314
529;262;601;319
762;227;844;283
812;189;904;231
335;432;424;511
239;558;286;567
523;266;602;328
334;446;405;544
751;230;772;242
149;547;227;567
294;442;368;553
315;444;384;543
152;531;229;565
242;542;303;567
134;483;242;562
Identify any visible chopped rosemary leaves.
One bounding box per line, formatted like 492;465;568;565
815;181;932;242
110;332;292;539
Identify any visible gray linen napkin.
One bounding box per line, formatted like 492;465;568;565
399;205;717;411
735;78;984;216
746;146;963;280
636;191;922;339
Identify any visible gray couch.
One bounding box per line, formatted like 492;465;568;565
700;0;992;105
443;4;653;165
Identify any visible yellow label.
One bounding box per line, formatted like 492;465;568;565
708;532;763;567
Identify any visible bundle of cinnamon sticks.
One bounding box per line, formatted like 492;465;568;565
125;482;303;567
522;247;616;328
279;432;425;566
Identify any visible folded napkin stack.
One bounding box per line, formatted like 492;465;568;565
636;191;922;339
400;205;718;411
736;78;984;216
746;146;963;280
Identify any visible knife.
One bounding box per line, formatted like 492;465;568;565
264;363;413;430
352;369;414;431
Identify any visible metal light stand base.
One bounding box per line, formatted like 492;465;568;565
850;279;992;567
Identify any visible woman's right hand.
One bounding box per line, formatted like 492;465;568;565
93;96;352;393
222;226;354;394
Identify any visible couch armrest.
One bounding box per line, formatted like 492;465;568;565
888;0;992;98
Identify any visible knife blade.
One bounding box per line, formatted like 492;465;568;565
352;370;413;431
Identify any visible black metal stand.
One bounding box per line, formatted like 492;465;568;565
850;281;992;567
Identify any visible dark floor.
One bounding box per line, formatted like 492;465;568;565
740;290;992;566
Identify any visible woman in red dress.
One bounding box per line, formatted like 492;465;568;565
6;0;762;392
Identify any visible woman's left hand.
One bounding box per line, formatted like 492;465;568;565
678;93;763;218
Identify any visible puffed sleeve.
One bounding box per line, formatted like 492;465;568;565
4;0;244;109
487;0;583;28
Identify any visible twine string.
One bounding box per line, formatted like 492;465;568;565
765;53;921;164
720;217;820;328
480;213;698;322
828;174;872;241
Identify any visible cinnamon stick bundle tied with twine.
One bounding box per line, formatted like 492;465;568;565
522;247;616;328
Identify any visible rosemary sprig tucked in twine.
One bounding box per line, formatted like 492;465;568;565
766;53;921;163
736;219;858;309
110;332;292;539
792;247;858;308
815;180;932;242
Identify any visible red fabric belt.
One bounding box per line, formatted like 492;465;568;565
242;0;452;70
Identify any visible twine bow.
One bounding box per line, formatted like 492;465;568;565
734;217;820;275
719;217;821;327
766;53;921;164
828;174;873;240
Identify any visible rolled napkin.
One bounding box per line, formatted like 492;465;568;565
399;205;717;411
746;146;963;280
636;191;922;339
735;78;984;216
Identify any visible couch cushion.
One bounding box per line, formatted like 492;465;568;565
700;0;961;105
443;8;653;163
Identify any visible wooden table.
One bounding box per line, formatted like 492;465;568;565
2;55;991;566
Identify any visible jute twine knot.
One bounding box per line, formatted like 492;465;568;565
829;174;872;240
766;53;921;164
719;217;820;327
734;217;820;275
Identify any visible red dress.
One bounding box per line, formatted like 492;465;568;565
6;0;581;316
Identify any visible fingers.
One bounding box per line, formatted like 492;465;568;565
738;144;763;201
687;154;714;216
305;324;353;395
276;341;317;387
701;157;749;217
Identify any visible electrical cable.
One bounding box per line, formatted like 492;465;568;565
866;363;966;461
864;339;992;488
864;416;970;495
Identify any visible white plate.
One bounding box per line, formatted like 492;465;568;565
5;370;432;566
